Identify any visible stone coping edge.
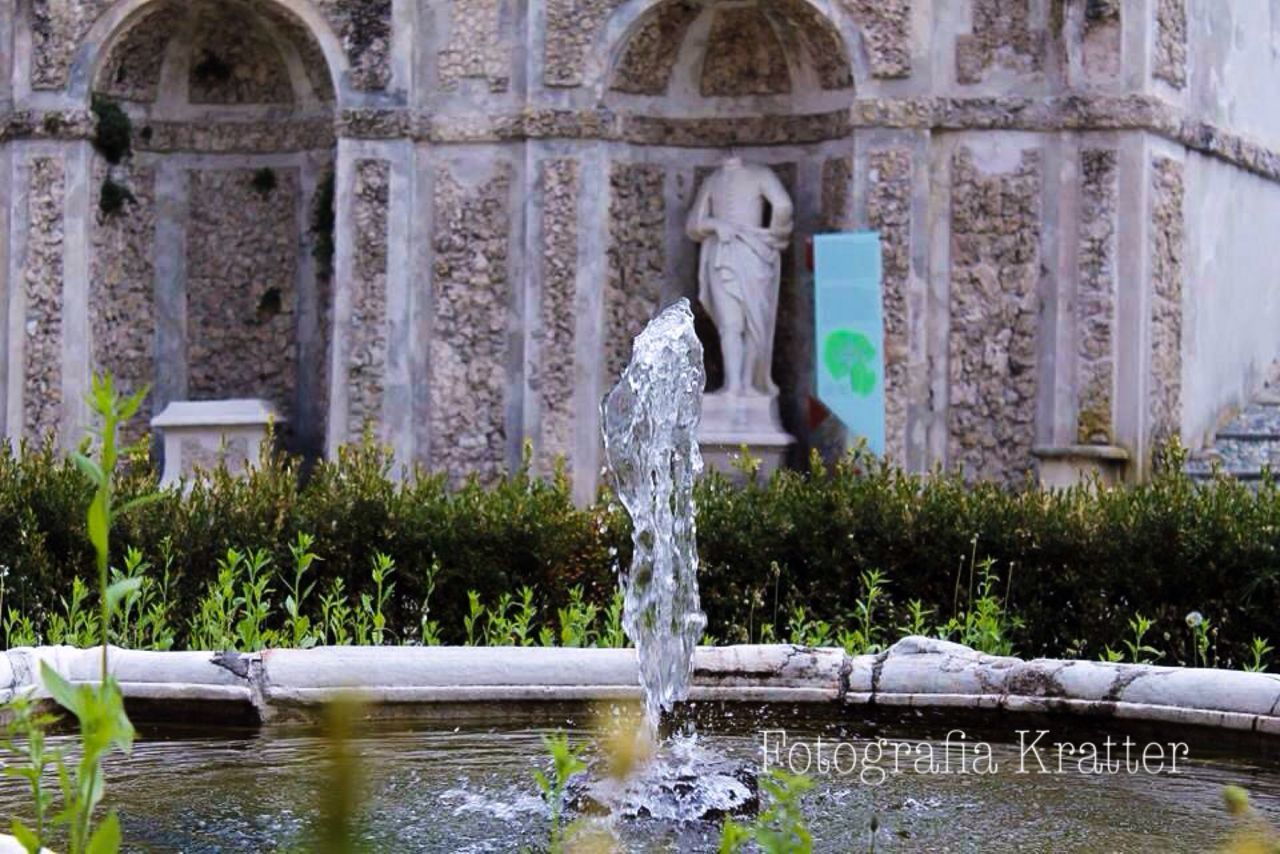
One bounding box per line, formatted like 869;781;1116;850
1;637;1279;733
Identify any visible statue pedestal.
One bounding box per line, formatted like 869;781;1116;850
698;393;795;479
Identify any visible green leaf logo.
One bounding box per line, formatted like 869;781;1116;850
823;329;878;397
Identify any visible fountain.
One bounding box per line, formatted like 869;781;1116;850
588;298;757;820
601;298;708;732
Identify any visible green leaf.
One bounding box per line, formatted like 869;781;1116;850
10;818;42;854
87;492;110;562
72;453;106;488
112;492;163;523
39;661;83;718
105;578;143;612
86;810;122;854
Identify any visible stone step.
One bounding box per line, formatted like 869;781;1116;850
1186;435;1280;481
1217;403;1280;440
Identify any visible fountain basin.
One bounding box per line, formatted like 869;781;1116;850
4;638;1280;734
5;639;1280;851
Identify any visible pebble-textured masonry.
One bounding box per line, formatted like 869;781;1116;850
185;168;299;419
90;161;156;441
948;147;1042;484
839;0;911;79
316;0;392;91
438;0;510;93
865;150;911;465
429;163;513;483
609;1;700;95
1154;0;1187;89
187;2;294;105
767;0;852;90
94;1;179;103
346;160;390;438
537;159;580;475
699;7;791;97
29;0;111;89
22;158;66;441
1150;156;1185;445
955;0;1044;84
1076;149;1118;445
605;163;665;384
543;0;625;87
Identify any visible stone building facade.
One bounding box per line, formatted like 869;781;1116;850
1;0;1278;496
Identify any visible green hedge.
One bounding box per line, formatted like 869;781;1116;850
1;438;1277;665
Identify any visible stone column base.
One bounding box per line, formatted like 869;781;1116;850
1032;444;1130;488
151;399;283;487
698;392;796;479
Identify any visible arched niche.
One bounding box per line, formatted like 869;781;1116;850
85;0;339;461
599;0;857;463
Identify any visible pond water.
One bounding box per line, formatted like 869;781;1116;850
3;703;1278;852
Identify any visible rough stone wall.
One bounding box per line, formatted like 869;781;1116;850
865;150;912;465
955;0;1044;84
186;168;299;418
1076;149;1118;445
188;4;295;104
605;163;665;384
29;0;111;90
609;1;701;95
438;0;511;93
347;160;390;437
429;164;513;483
1150;156;1185;445
700;7;791;97
536;159;580;474
947;147;1042;484
95;2;181;103
543;0;625;87
90;161;156;438
22;158;66;440
821;156;852;231
1153;0;1187;89
839;0;912;79
95;0;336;104
766;0;852;90
316;0;393;91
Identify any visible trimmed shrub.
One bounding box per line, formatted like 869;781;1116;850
1;438;1278;665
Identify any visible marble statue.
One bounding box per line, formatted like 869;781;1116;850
685;155;796;474
686;155;794;398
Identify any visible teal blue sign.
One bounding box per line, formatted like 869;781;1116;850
814;232;885;455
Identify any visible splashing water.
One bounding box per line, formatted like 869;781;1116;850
602;298;708;732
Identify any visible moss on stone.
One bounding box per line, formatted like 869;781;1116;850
91;95;132;165
99;177;136;218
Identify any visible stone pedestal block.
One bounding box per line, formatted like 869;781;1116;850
151;399;282;487
1032;444;1130;488
698;393;795;479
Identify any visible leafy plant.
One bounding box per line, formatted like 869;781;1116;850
419;559;442;646
533;732;587;854
557;586;598;648
368;552;396;646
284;532;320;649
235;548;275;650
787;605;832;648
720;770;814;854
1121;614;1163;665
1245;636;1274;673
838;569;889;655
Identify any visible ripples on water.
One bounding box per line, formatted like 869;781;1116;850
2;703;1279;852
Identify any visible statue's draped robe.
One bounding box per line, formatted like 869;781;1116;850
686;164;793;396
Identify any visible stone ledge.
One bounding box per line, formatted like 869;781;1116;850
4;640;1279;735
1032;444;1130;462
4;95;1280;184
